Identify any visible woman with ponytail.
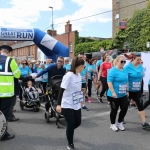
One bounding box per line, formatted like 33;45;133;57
56;57;85;150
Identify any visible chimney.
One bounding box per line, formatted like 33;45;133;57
47;30;57;36
65;20;72;33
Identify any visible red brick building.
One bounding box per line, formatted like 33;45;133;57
8;21;77;60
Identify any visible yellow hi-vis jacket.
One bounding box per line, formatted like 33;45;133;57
0;55;20;97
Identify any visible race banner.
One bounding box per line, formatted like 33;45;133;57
0;28;34;41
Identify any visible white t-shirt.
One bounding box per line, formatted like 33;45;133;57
61;72;82;110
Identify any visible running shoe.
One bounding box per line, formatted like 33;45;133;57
116;122;125;131
67;144;75;149
110;124;118;132
82;106;89;111
97;97;103;103
88;98;93;103
142;123;150;129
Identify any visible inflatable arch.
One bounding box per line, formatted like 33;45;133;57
0;28;69;61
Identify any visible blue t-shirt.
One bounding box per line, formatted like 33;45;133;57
107;67;128;98
80;67;87;83
19;66;30;77
64;64;71;72
87;65;94;80
96;60;102;71
125;63;144;92
148;79;150;85
96;60;102;67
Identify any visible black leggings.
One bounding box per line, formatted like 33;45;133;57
62;108;81;145
88;79;92;97
143;85;150;109
107;96;128;124
100;77;108;97
129;91;144;111
141;79;144;94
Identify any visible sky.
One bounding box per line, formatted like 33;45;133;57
0;0;112;38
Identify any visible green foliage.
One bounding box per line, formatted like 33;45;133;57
74;39;113;56
112;0;150;52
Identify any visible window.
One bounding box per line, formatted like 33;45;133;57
69;43;72;52
115;13;119;27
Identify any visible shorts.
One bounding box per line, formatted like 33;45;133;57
82;83;86;89
129;91;144;111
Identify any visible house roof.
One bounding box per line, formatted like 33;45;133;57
11;41;35;49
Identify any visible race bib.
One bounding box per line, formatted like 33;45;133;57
81;76;86;82
119;84;127;94
132;82;141;90
72;91;84;105
43;74;48;80
88;73;91;79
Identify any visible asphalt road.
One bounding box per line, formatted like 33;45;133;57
1;92;150;150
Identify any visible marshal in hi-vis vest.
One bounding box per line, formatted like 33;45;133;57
0;55;20;97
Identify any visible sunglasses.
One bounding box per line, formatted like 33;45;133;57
135;52;141;56
120;60;126;64
58;60;63;63
22;63;26;65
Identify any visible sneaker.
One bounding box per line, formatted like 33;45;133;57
142;122;150;129
67;144;75;149
110;124;118;132
122;120;126;124
107;102;110;107
116;122;125;131
97;97;103;103
131;104;136;107
88;98;92;103
82;106;89;111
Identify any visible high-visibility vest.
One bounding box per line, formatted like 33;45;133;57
0;55;20;97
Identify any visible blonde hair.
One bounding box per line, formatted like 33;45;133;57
114;55;124;66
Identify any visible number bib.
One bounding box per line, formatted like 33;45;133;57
81;76;86;82
72;91;84;105
43;74;48;80
132;82;141;91
119;84;127;94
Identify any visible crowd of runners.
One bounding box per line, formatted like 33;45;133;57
1;45;150;149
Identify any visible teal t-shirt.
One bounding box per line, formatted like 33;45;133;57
80;67;87;83
96;60;102;67
107;67;128;98
125;63;144;92
64;64;71;72
149;79;150;85
19;66;30;77
87;65;94;80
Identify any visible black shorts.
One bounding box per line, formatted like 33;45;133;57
82;83;86;89
129;91;144;111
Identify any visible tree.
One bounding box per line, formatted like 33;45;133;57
112;0;150;52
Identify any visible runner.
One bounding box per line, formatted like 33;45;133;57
78;53;89;111
97;55;112;104
124;52;150;129
56;57;85;150
107;56;128;131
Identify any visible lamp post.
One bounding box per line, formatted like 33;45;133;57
49;6;54;36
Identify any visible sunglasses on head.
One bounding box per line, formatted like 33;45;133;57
58;60;63;63
135;52;141;56
120;60;126;64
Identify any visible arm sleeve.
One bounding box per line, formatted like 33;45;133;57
10;58;21;79
107;69;115;82
57;88;65;105
36;64;55;78
60;73;71;89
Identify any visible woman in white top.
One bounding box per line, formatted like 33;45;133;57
56;57;85;150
